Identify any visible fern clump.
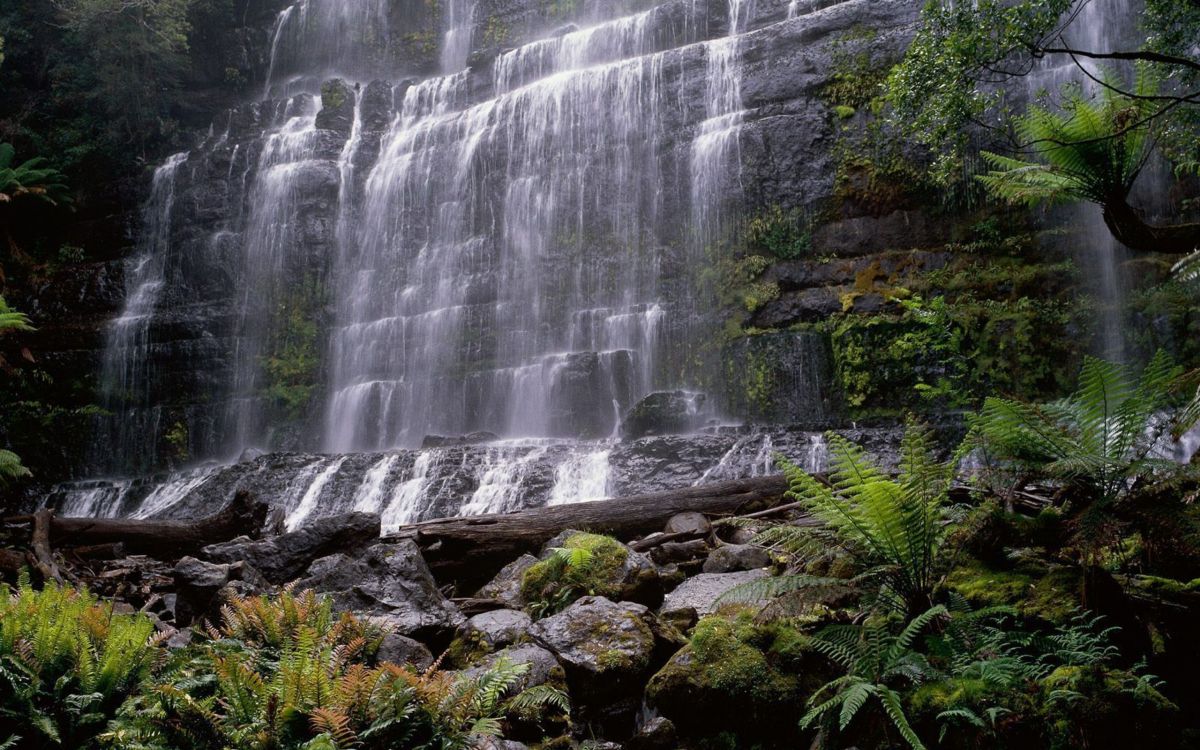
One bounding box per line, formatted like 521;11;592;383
968;351;1200;561
0;575;160;750
104;590;565;750
723;421;954;618
520;533;629;617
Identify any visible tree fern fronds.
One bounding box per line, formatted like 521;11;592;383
1172;250;1200;285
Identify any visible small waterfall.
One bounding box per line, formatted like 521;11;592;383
352;455;400;512
442;0;478;73
380;452;436;530
548;448;612;505
691;0;753;246
286;457;347;530
263;0;393;97
95;152;187;474
1026;0;1139;359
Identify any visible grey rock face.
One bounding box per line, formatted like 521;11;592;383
660;570;769;617
460;609;533;650
619;391;711;440
475;553;538;607
375;631;435;670
529;596;661;715
626;717;677;750
702;544;771;573
663;511;710;536
172;556;268;626
466;643;565;693
203;512;381;584
297;541;464;645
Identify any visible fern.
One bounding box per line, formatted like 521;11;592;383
800;606;946;750
778;420;953;616
969;352;1200;555
977;68;1158;210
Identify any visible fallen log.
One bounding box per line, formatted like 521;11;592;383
4;491;269;560
386;476;792;589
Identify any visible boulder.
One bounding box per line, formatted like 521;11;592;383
315;78;355;134
530;596;678;732
465;643;566;694
376;632;434;671
664;511;711;536
297;541;463;646
464;644;570;744
702;544;771;574
172;556;268;626
626;717;677;750
523;532;663;610
203;512;380;584
619;391;710;440
660;570;768;618
646;615;822;744
462;609;533;650
475;553;538;608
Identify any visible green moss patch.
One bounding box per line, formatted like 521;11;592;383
521;533;630;616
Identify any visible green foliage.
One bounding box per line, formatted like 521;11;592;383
0;296;33;485
830;286;1088;415
886;0;1071;182
801;606;947;750
968;352;1200;556
521;533;628;617
776;422;954;616
106;589;551;750
262;281;324;422
0;576;160;750
0;144;70;208
745;206;811;261
977;71;1159;209
822;28;887;114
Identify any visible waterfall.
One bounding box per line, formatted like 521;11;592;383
82;0;799;524
95;153;188;474
442;0;478;73
691;0;753;245
1025;0;1140;360
322;7;676;450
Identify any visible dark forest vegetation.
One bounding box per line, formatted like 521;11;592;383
888;0;1200;253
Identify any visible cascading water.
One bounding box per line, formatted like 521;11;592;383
1026;0;1141;360
68;0;846;526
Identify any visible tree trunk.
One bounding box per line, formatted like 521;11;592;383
386;476;792;589
1102;197;1200;255
5;491;269;560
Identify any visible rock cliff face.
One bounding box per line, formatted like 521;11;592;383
24;0;934;517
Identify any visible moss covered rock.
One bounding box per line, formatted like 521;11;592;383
945;556;1081;624
1038;664;1181;749
521;532;662;615
646;613;828;744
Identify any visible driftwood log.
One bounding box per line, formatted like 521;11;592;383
387;476;792;588
3;491;268;560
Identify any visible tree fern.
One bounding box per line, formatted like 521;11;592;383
778;421;953;616
969;352;1200;531
977;69;1157;209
